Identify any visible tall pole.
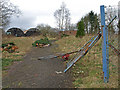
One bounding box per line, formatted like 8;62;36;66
118;2;120;34
118;1;120;88
100;5;109;83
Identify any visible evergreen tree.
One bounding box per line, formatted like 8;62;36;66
89;11;95;33
82;11;100;34
76;20;85;37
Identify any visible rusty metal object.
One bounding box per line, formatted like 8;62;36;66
108;43;120;56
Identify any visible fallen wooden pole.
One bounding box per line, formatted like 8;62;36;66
38;49;83;60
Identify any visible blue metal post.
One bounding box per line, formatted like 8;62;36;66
100;5;109;83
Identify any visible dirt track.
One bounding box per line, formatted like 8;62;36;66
2;41;73;88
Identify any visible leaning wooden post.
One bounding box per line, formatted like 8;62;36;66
100;5;109;83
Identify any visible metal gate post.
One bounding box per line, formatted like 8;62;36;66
100;5;109;83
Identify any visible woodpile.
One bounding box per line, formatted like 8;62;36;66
32;37;51;48
1;42;18;53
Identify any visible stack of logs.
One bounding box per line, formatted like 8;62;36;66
1;42;18;53
35;43;50;48
32;37;51;48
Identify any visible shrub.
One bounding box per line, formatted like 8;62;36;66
76;20;85;37
32;37;51;47
61;34;69;38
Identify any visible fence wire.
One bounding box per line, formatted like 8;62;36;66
104;5;119;50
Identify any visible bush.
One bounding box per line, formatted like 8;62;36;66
61;34;69;38
32;37;51;47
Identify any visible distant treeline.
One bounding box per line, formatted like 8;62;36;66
76;10;119;37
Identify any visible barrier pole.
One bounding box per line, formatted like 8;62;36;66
100;5;109;83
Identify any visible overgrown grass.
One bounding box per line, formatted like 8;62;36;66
54;34;118;88
2;36;44;56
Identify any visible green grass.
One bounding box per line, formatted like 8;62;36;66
2;58;23;70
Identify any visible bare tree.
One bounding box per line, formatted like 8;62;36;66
105;6;118;34
0;0;21;30
69;23;77;30
36;24;51;36
54;2;71;30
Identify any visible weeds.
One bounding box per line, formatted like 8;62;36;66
2;58;22;70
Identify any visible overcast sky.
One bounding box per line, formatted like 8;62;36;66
8;0;120;30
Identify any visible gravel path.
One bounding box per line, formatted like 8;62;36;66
2;42;73;88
